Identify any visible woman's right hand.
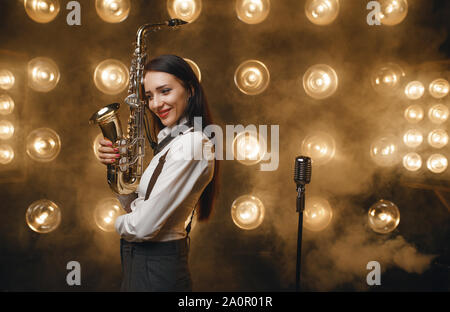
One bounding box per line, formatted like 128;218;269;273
98;138;120;166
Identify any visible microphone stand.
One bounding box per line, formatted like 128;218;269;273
296;184;305;292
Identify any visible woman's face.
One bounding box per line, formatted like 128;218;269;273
144;71;189;128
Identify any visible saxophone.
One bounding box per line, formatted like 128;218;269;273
89;19;187;195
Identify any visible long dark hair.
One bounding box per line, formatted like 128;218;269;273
144;54;220;221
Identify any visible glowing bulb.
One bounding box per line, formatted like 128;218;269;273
404;81;424;100
232;131;266;166
183;58;201;82
95;0;130;23
167;0;202;23
26;199;61;233
0;120;14;140
236;0;270;24
301;132;336;166
231;195;265;230
427;129;448;149
0;144;14;164
302;64;338;99
371;63;405;95
24;0;60;23
377;0;408;26
429;78;449;99
404;104;424;123
370;135;400;167
0;70;15;90
305;0;340;26
94;198;122;232
427;154;447;173
428;103;449;124
234;60;270;95
403;152;422;172
403;129;423;148
28;57;60;92
26;128;61;162
368;199;400;234
304;197;333;231
94;59;129;95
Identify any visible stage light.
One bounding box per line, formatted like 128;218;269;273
95;0;130;23
0;144;14;165
377;0;408;26
232;131;266;166
26;199;61;233
300;132;336;166
305;0;339;26
427;129;448;149
403;152;422;172
429;78;449;99
0;69;15;90
0;120;14;140
302;64;338;99
28;57;60;92
368;199;400;234
404;81;424;100
26;128;61;162
24;0;60;23
427;154;447;173
94;59;129;95
304;196;333;231
403;129;423;148
404;104;424;124
0;94;14;115
231;195;265;230
94;198;122;232
184;58;201;82
236;0;270;24
371;63;405;95
234;60;270;95
370;135;400;167
428;103;449;124
167;0;202;23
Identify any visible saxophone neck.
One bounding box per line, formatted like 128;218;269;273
135;19;188;52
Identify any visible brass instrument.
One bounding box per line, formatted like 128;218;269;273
90;19;187;194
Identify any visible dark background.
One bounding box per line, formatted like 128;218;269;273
0;0;449;291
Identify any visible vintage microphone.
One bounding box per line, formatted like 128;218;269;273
293;156;311;291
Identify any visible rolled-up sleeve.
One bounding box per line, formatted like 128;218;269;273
114;132;214;241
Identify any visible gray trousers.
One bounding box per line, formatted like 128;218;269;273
119;237;192;292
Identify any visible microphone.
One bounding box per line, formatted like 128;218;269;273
294;156;311;212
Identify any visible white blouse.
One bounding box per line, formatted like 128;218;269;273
114;116;215;242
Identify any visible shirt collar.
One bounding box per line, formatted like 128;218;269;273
157;115;191;144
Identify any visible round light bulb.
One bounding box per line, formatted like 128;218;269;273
231;195;265;230
234;60;270;95
94;198;122;232
377;0;408;26
26;128;61;162
428;78;449;99
404;81;424;100
370;135;400;167
94;59;129;95
371;63;405;95
24;0;60;23
305;0;340;26
28;57;60;92
167;0;202;23
0;70;15;90
427;154;447;173
301;132;336;166
0;120;14;140
95;0;130;23
404;104;424;124
427;129;448;149
368;199;400;234
304;197;333;231
236;0;270;24
0;94;14;115
403;152;422;172
403;129;423;148
428;103;449;124
0;144;14;165
26;199;61;233
302;64;338;99
183;58;201;82
232;131;266;166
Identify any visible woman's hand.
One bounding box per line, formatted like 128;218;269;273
97;138;120;165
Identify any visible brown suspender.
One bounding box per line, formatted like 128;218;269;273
144;148;170;201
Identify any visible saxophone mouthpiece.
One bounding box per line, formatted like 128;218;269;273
167;18;188;26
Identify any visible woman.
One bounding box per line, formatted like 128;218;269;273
97;54;220;291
